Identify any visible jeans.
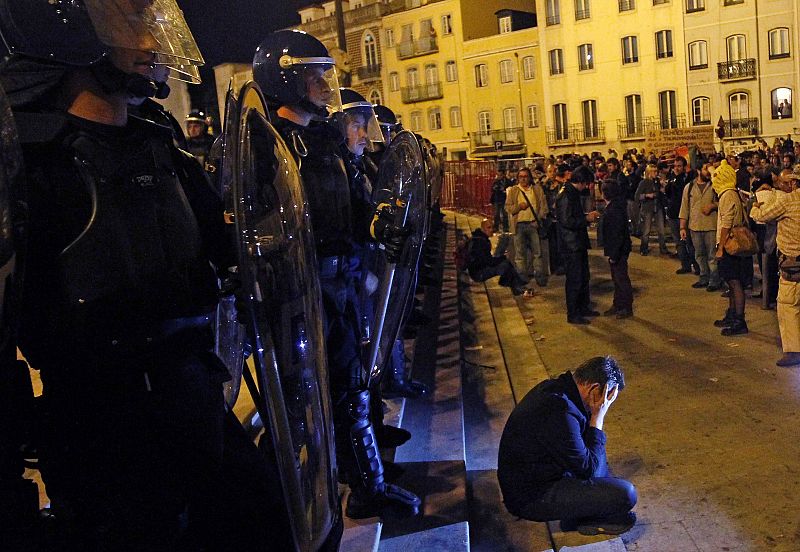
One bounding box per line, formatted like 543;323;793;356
639;205;666;252
471;258;525;288
667;217;695;270
493;203;509;232
609;255;633;312
517;475;637;523
690;230;720;286
514;222;545;279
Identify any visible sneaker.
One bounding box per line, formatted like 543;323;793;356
691;280;709;289
675;267;692;275
776;352;800;367
575;512;637;536
615;310;634;319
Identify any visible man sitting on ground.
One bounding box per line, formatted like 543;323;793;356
497;356;637;535
467;218;528;295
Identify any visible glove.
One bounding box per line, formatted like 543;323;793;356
371;203;411;264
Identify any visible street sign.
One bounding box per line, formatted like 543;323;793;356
494;140;503;151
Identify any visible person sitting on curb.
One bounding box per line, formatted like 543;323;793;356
497;356;637;536
467;218;529;296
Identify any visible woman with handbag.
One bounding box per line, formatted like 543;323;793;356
713;160;757;335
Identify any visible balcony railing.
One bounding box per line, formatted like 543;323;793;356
299;3;389;34
575;9;590;20
356;64;381;81
724;118;759;138
717;58;757;81
617;119;646;140
400;82;443;103
619;0;635;11
616;115;686;140
546;14;560;25
575;123;606;143
685;1;705;13
546;127;574;145
653;0;670;5
471;127;524;150
397;37;438;60
723;0;743;5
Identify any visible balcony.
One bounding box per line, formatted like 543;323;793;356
299;3;389;35
616;116;687;140
723;117;759;138
723;0;744;5
471;127;525;155
356;64;381;82
397;37;438;60
546;127;574;145
717;58;757;81
575;9;590;20
546;14;560;25
653;0;670;5
574;123;606;143
685;1;705;13
617;119;645;140
619;0;635;11
401;82;443;104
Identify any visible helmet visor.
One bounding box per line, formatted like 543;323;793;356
296;64;342;117
84;0;204;83
341;103;385;151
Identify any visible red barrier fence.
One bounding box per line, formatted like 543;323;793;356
440;160;496;218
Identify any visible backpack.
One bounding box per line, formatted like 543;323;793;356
454;235;473;272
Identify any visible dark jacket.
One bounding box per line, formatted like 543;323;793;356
467;228;502;277
602;198;631;262
556;183;590;253
490;177;510;205
497;371;607;515
634;178;665;214
664;169;695;219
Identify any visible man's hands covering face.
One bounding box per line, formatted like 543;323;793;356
588;383;619;431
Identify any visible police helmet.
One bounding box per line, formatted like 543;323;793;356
336;88;383;154
185;109;208;126
252;30;342;118
0;0;204;87
373;104;402;144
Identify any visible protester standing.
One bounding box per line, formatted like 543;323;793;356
601;180;634;319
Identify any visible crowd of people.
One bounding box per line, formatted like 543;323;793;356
475;140;800;365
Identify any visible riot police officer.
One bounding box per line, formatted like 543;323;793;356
185;108;215;168
253;30;421;519
0;1;282;549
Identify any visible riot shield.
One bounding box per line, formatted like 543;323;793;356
0;84;19;269
226;81;338;552
365;130;426;387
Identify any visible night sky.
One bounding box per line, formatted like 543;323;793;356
181;0;310;110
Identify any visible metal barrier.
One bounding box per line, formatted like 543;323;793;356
441;160;496;218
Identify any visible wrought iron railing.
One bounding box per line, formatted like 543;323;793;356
574;123;606;142
397;37;438;60
356;64;381;81
575;9;590;20
724;118;759;138
619;0;636;11
471;127;524;150
400;82;443;103
717;58;757;81
546;127;573;145
617;119;645;140
546;14;560;25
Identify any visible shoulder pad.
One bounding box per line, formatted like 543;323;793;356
128;113;174;141
12;111;68;144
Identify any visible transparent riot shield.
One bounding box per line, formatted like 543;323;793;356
226;81;338;552
365;130;426;386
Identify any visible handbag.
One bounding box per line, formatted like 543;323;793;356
779;254;800;282
721;190;759;257
519;188;553;237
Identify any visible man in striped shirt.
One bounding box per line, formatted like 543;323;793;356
750;169;800;366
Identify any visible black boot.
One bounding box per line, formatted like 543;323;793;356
721;315;748;336
713;308;735;328
342;391;421;519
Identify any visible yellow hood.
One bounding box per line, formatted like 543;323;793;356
712;160;737;195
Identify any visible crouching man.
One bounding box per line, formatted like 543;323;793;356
468;218;528;295
497;356;637;535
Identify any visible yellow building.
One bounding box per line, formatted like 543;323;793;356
460;12;546;160
534;0;690;154
682;0;800;148
381;0;535;160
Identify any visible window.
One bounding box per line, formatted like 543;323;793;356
729;92;749;120
425;64;438;84
352;1;362;7
445;60;458;82
389;72;400;91
688;41;708;69
624;94;643;134
655;30;673;59
619;0;635;11
441;14;453;35
622;36;638;64
429;108;442;130
582;100;599;138
406;67;419;87
691;97;710;125
386;28;395;47
450;106;462;128
522;56;536;79
686;0;704;12
363;32;378;68
410;111;423;132
475;64;488;87
499;59;514;83
771;88;792;120
578;43;594;70
503;107;518;129
527;105;539;128
478;111;492;134
726;34;746;61
499;15;512;34
369;89;382;105
769;28;790;59
546;0;560;25
659;90;678;128
553;103;569;140
575;0;590;20
549;49;564;75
